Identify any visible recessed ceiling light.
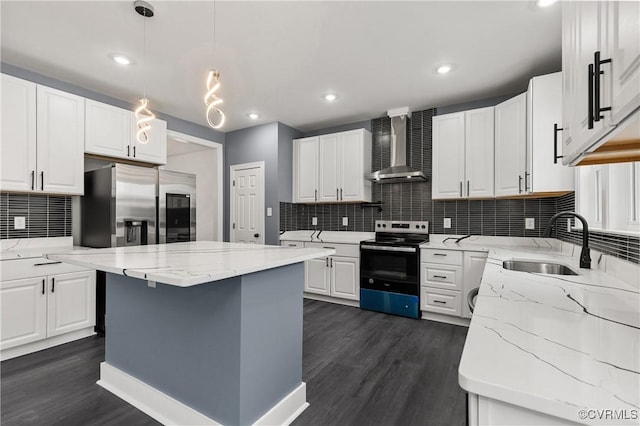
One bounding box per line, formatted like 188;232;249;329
111;54;132;66
536;0;557;7
437;65;452;75
323;93;338;102
247;113;260;120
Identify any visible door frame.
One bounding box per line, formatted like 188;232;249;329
229;161;265;244
165;130;224;241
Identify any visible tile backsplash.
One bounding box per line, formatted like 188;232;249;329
0;193;72;239
280;108;639;264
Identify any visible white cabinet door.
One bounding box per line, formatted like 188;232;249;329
36;85;84;195
1;74;37;192
0;276;47;350
495;93;527;197
432;112;465;199
85;99;130;159
465;107;495;198
330;256;359;301
293;137;319;203
46;271;96;338
132;117;167;164
527;72;574;194
318;134;339;202
462;252;488;319
304;258;330;295
608;1;640;125
340;130;368;202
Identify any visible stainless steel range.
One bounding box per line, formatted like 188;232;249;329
359;220;429;319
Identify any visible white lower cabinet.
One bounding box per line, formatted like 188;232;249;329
468;394;581;426
1;265;96;359
301;242;360;302
420;287;462;316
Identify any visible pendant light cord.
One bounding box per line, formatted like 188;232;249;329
212;0;216;62
143;8;147;99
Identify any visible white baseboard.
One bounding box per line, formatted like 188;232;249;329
304;293;359;307
421;311;470;327
1;327;96;361
98;362;308;426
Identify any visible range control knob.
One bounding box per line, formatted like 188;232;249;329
421;225;426;229
416;225;420;229
383;224;387;228
368;278;374;284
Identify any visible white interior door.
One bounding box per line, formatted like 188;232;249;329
231;162;265;244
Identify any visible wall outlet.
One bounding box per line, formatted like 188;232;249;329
443;218;451;229
266;207;272;217
312;217;318;226
342;217;348;226
14;216;26;230
525;218;535;230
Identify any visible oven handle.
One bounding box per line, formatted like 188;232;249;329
360;245;416;253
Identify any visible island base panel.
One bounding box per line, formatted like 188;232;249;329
102;263;305;426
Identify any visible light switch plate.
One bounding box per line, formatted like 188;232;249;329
14;216;26;230
525;218;535;230
312;217;318;226
342;217;348;226
266;207;273;217
443;218;451;229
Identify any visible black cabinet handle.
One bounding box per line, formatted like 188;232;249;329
51;277;55;293
42;279;45;295
40;171;44;191
127;145;130;157
33;261;62;266
433;300;447;305
518;175;523;193
588;63;595;129
466;180;470;197
326;257;329;267
524;172;530;192
553;123;564;164
433;275;447;279
459;181;462;197
433;253;447;257
340;188;343;200
593;51;612;123
315;189;317;202
31;170;35;190
133;146;136;157
336;188;339;200
330;258;333;268
253;233;259;238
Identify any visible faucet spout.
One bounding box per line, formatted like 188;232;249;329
543;211;591;269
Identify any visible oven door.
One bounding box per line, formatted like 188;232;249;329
360;244;419;285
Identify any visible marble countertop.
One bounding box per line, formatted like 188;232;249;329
47;241;334;287
280;230;374;245
0;237;88;261
453;237;640;425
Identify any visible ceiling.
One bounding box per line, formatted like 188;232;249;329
1;1;562;133
166;135;215;157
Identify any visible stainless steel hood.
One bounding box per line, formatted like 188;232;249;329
368;107;428;183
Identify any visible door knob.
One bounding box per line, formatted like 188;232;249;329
254;233;259;238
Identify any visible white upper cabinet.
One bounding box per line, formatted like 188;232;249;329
293;129;371;204
432;112;465;199
1;74;37;192
495;93;527;197
1;76;85;195
85;99;131;159
433;108;494;200
132;116;167;164
562;1;640;165
527;72;574;194
293;136;319;203
85;98;167;164
36;85;85;195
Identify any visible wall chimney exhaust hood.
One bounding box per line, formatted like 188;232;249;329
368;107;428;183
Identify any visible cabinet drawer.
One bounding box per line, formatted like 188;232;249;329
305;242;359;258
1;257;91;281
420;249;462;265
421;263;463;291
281;241;305;248
420;287;462;316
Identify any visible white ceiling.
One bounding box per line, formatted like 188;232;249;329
1;1;561;133
167;135;215;157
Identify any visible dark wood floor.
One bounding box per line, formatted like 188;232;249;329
1;300;468;426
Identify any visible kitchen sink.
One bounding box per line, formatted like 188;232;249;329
502;260;579;275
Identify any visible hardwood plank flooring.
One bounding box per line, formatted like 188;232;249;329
1;300;468;426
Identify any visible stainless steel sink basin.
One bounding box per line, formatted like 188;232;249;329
502;260;579;275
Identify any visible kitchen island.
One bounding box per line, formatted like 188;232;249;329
48;241;335;426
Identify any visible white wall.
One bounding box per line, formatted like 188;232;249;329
164;148;219;241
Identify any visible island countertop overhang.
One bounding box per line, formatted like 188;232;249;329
46;241;335;287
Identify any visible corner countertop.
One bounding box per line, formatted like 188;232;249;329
0;237;89;261
280;230;374;245
46;241;334;287
445;236;640;425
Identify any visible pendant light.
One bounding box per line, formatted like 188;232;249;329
204;0;225;129
134;0;155;144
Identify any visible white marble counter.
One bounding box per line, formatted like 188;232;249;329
280;230;374;245
0;237;88;261
47;241;334;287
453;237;640;425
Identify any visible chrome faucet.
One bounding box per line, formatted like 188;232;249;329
543;211;591;269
